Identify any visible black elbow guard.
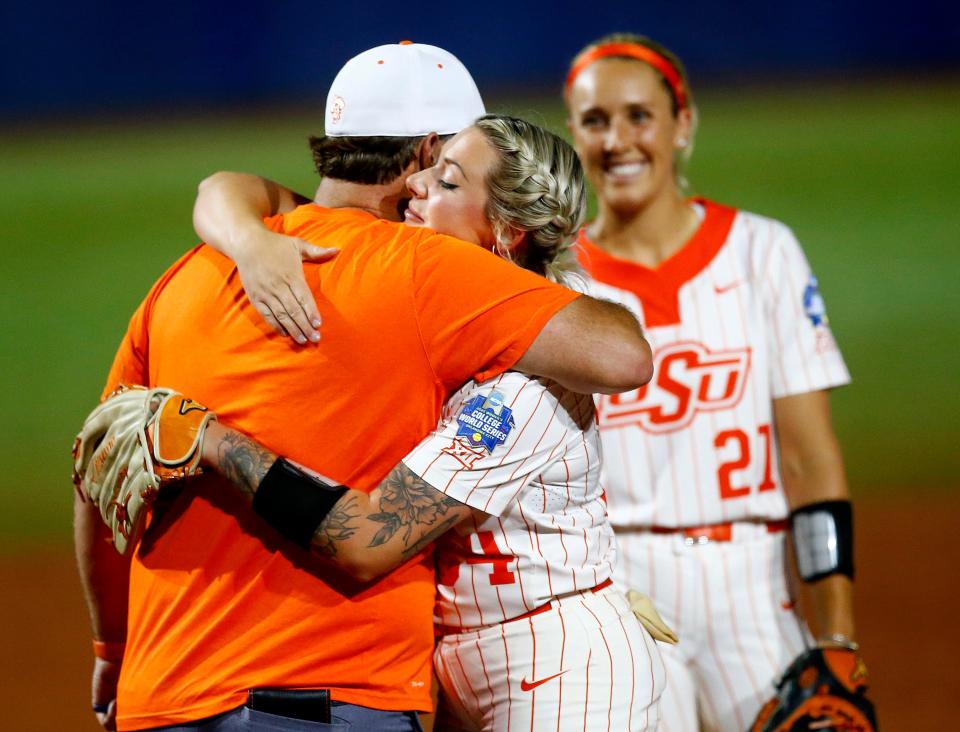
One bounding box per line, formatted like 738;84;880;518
252;458;348;550
790;499;854;582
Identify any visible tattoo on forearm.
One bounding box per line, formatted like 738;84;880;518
367;464;464;548
401;516;461;559
216;431;276;499
311;495;361;559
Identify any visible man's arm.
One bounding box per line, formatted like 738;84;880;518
193;173;653;394
774;389;856;645
203;422;474;582
74;493;131;730
515;295;653;394
193;172;333;344
75;303;156;729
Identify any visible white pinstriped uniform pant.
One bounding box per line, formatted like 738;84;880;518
614;525;812;732
433;585;664;731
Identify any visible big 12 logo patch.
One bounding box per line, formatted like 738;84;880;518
599;341;751;434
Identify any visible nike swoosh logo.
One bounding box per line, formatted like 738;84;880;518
520;670;568;692
714;280;742;294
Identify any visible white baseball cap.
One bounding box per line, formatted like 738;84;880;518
324;41;485;137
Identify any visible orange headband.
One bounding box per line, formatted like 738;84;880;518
565;42;687;110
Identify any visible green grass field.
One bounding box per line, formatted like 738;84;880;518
2;80;957;540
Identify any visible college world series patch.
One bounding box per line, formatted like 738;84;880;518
455;390;515;453
803;274;830;327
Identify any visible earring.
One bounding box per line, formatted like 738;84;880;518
676;137;688;148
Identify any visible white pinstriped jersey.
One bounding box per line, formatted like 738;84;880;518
578;199;850;528
402;371;616;630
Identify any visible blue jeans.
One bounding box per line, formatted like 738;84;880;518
149;702;424;731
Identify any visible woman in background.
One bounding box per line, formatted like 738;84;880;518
563;33;865;730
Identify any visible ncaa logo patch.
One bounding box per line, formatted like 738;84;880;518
803;275;829;327
455;390;515;453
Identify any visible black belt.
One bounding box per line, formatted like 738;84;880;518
246;688;332;723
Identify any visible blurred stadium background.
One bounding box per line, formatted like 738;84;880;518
2;2;957;729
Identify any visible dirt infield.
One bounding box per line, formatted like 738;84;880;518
6;492;955;730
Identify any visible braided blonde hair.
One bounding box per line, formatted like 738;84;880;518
473;115;586;288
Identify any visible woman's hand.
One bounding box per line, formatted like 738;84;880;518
233;230;338;343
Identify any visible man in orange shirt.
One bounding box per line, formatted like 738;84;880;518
75;43;652;731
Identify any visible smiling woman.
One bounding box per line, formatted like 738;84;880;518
562;32;873;732
566;35;696;229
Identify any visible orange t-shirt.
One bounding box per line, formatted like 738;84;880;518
103;205;580;730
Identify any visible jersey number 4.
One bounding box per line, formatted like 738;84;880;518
438;531;517;587
714;424;776;499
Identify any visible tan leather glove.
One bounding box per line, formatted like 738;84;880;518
626;589;679;644
73;385;216;554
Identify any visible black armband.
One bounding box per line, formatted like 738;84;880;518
790;499;854;582
252;458;348;550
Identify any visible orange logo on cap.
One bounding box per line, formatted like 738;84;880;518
330;96;345;124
